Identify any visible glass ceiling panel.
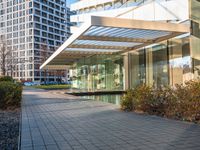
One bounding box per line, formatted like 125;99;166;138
65;48;121;53
73;40;142;47
84;26;172;40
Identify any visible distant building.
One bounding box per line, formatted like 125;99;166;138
0;0;71;82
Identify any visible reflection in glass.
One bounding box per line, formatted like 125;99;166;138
129;50;146;88
190;0;200;79
70;54;124;92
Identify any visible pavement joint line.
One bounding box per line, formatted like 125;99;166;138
21;88;200;150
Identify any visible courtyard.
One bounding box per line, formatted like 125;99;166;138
21;88;200;150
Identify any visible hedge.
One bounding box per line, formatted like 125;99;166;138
0;76;14;82
0;81;22;109
121;80;200;123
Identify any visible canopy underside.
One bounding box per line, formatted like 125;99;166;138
40;16;190;69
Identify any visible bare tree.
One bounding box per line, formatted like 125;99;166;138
5;49;14;77
40;43;50;84
0;38;12;76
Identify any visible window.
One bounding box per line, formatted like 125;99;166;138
42;12;47;17
48;33;53;38
42;25;47;31
42;32;47;37
49;8;54;14
35;9;40;16
35;23;40;29
34;16;40;22
49;27;53;33
48;40;54;45
42;19;47;24
29;2;32;7
34;44;40;49
34;2;40;9
34;30;40;36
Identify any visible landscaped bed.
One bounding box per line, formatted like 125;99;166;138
0;76;22;149
0;109;20;149
32;84;71;90
121;79;200;124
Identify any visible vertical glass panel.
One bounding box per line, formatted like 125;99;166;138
190;0;200;79
169;37;191;86
146;42;169;87
129;50;146;88
71;54;124;92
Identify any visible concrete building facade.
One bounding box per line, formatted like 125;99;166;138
0;0;70;82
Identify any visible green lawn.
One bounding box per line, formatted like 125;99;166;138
32;84;71;90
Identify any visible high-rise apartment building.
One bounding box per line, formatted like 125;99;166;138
0;0;70;82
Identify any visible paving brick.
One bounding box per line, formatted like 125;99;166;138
33;145;46;150
21;146;33;150
21;88;200;150
46;144;59;150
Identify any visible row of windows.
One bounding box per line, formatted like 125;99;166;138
12;71;33;78
7;17;26;25
34;40;61;47
7;27;30;34
34;2;65;15
34;0;65;10
34;15;65;24
34;29;65;36
34;9;65;18
34;23;65;33
12;50;33;57
7;31;26;38
6;10;32;19
3;3;26;14
3;0;26;6
6;17;33;27
34;34;62;42
6;41;33;49
8;63;33;70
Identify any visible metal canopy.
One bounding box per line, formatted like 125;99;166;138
40;16;190;69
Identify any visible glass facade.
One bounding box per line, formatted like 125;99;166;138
128;37;191;89
145;42;169;87
129;49;146;88
69;0;200;92
70;35;192;91
70;54;124;91
169;37;191;86
190;0;200;79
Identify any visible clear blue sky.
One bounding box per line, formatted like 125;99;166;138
66;0;78;7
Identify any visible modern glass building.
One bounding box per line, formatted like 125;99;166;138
41;0;200;92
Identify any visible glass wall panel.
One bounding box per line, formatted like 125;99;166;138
146;42;169;88
169;37;191;86
70;54;124;92
129;37;191;88
129;50;146;88
190;0;200;79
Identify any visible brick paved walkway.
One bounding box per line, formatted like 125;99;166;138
21;88;200;150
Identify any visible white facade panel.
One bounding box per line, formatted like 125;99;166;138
71;0;115;11
71;0;189;28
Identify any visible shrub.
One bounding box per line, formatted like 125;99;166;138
0;76;13;82
0;81;22;109
121;80;200;123
132;85;153;113
121;89;133;111
175;80;200;123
